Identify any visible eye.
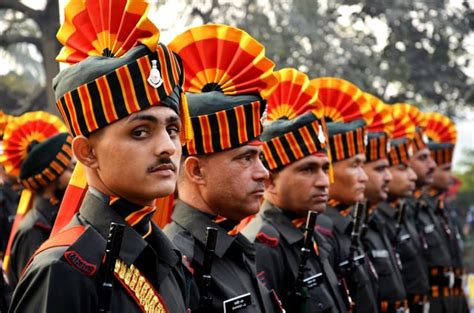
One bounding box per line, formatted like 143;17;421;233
167;125;181;138
131;128;150;139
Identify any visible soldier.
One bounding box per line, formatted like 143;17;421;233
0;111;74;287
163;24;283;312
423;112;469;313
360;94;408;312
241;68;348;312
392;104;452;313
310;77;379;313
376;105;431;313
9;0;193;312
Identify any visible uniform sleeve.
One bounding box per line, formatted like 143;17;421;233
254;241;287;295
9;251;97;313
8;227;48;285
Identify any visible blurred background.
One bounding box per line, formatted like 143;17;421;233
0;0;473;303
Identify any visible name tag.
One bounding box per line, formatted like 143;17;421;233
424;224;435;234
304;272;324;289
371;249;389;258
223;293;252;312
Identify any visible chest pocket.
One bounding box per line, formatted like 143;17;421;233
423;225;442;249
370;250;392;276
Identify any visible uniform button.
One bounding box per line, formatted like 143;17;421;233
318;303;324;309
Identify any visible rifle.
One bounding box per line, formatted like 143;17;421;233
197;227;218;312
338;202;365;311
393;200;406;248
98;222;125;313
287;210;320;313
414;199;429;250
359;200;370;240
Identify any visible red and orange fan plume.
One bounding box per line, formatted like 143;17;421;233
364;93;394;136
266;68;324;121
56;0;159;63
423;112;457;145
169;24;278;99
311;77;374;124
386;104;416;140
391;103;426;127
1;111;66;177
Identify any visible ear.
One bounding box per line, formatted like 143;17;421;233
183;156;206;185
72;136;99;169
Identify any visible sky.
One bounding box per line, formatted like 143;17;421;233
3;0;474;172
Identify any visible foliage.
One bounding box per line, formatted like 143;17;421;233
160;0;474;116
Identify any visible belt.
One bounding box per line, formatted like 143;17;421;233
430;285;451;298
380;300;408;313
429;266;454;288
407;294;429;313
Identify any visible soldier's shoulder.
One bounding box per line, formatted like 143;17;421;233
316;214;334;237
26;224;105;278
163;221;196;261
240;214;280;247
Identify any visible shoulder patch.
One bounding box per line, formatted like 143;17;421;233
316;224;333;237
256;231;279;247
64;250;97;276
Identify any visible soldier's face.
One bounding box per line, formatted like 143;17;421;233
387;163;417;198
329;153;368;205
431;163;453;191
363;158;392;203
265;154;330;216
198;144;269;221
409;148;436;187
85;106;182;205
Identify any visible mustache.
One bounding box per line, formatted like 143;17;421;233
147;157;177;173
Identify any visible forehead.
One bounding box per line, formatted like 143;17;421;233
125;106;179;123
365;158;389;168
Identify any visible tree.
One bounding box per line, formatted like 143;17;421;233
158;0;474;116
0;0;60;114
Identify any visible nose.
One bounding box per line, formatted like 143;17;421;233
427;155;436;170
408;166;417;181
358;166;369;183
253;157;270;181
155;129;178;157
315;170;330;189
384;167;393;183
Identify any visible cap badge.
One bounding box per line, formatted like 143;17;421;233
422;133;429;144
364;133;368;146
260;107;269;126
318;125;326;144
147;60;163;88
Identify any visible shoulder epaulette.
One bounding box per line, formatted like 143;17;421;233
255;223;280;248
316;214;334;237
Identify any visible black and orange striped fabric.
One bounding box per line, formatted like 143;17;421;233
55;44;185;138
386;105;416;166
311;78;374;162
184;98;265;155
260;68;327;170
169;24;278;155
364;93;394;162
54;0;192;143
423;112;456;165
20;133;73;191
0;111;67;177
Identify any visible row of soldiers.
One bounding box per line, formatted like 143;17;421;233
0;0;469;312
